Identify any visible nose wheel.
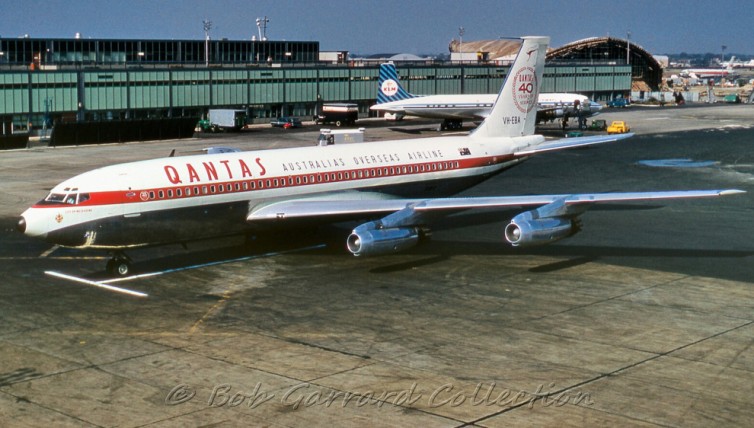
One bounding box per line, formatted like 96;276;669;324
106;252;132;277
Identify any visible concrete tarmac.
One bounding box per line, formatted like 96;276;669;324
1;104;753;426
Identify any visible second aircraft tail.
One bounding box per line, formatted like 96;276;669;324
376;62;416;104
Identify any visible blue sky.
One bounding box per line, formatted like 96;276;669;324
2;0;753;56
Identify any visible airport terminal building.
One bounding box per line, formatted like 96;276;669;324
0;36;654;135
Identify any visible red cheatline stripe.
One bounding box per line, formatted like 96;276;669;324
32;154;517;209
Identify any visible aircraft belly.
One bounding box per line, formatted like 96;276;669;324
46;200;253;249
403;107;484;120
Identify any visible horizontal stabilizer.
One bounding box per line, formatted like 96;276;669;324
515;133;634;156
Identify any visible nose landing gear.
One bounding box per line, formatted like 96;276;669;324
106;252;132;277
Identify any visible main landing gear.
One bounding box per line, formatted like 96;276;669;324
106;252;132;277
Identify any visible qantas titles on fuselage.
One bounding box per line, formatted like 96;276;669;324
163;157;267;185
161;150;450;185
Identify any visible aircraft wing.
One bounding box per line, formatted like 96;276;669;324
247;189;742;222
515;133;634;156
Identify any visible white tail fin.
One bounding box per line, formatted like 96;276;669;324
471;36;549;139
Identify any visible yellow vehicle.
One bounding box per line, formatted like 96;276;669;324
607;120;630;134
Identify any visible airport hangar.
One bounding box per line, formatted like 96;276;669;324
0;36;661;134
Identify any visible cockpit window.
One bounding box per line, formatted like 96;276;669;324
39;192;90;205
45;193;67;203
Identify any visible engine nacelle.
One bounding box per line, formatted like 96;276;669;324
504;217;575;247
537;108;565;123
347;227;420;257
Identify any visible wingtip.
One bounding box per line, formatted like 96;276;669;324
719;189;747;196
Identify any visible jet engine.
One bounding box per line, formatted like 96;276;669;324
504;217;576;247
346;204;424;256
347;226;420;257
504;198;588;247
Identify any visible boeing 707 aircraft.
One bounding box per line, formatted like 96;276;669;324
370;62;602;130
17;37;742;278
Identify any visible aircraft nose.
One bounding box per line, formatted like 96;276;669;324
16;216;27;234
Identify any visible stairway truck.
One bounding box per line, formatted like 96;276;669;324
314;103;358;127
208;109;247;131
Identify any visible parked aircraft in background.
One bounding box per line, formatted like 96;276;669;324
371;62;602;130
680;66;733;79
718;56;754;68
18;36;742;282
720;56;743;68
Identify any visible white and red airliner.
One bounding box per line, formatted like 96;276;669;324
370;62;603;130
17;37;743;278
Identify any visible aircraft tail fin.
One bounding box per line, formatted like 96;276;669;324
471;36;549;139
377;62;416;104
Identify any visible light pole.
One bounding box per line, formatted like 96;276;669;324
458;26;465;62
203;19;212;67
256;16;269;41
626;30;630;65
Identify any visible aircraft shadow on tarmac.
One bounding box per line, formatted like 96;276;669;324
8;213;751;284
387;127;437;134
401;240;754;283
